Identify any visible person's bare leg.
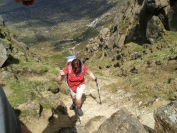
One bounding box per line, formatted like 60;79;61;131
75;92;82;108
75;92;83;116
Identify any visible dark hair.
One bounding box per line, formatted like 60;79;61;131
71;59;82;74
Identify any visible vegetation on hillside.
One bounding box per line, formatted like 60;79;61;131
1;0;177;124
85;31;177;106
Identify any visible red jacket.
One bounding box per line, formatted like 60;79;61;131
64;64;88;92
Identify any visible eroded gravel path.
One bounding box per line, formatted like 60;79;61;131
60;76;158;130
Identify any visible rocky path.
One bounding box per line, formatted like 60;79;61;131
59;76;156;131
17;74;169;133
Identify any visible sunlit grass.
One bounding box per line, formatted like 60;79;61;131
8;79;37;107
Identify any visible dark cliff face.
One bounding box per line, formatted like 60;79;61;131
109;0;177;47
84;0;177;71
107;0;176;50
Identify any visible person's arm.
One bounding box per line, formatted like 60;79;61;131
86;69;97;82
56;66;67;82
56;74;64;82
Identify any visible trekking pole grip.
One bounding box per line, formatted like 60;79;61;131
59;66;64;77
95;77;98;85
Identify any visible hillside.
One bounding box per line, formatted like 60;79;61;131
0;0;177;133
0;0;118;48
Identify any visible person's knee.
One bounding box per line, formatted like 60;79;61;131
76;93;82;101
76;97;81;102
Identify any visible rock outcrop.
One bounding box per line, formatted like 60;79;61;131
154;100;177;133
97;108;148;133
0;39;8;67
84;0;177;64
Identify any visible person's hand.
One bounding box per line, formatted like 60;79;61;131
60;70;64;76
94;77;98;85
15;0;35;6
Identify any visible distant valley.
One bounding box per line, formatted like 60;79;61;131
0;0;118;47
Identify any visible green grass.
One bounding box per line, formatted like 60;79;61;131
12;60;58;75
8;79;37;107
119;18;130;35
102;31;177;104
41;102;54;109
2;5;177;115
7;79;58;108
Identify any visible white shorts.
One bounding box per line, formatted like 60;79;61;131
70;84;86;96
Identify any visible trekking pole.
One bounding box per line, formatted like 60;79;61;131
95;78;102;104
60;66;81;123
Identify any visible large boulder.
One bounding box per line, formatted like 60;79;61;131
154;100;177;133
0;39;8;67
146;16;165;44
168;0;177;31
146;0;169;15
84;116;107;133
0;70;15;84
97;108;148;133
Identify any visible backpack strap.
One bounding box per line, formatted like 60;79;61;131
68;64;72;75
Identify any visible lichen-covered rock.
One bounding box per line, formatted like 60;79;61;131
168;1;177;31
154;100;177;133
0;39;8;67
97;108;148;133
0;70;15;82
85;116;107;133
146;16;165;44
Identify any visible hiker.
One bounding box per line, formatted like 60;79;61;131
57;56;98;116
0;86;32;133
14;0;35;6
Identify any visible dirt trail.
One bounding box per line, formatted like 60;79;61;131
61;77;120;125
60;75;156;130
18;74;169;133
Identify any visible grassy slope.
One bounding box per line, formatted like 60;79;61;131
85;31;177;106
5;31;177;111
1;0;177;120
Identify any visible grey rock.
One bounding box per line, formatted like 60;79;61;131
0;39;8;67
85;116;107;133
168;1;177;31
0;71;15;81
146;16;165;44
97;108;148;133
154;100;177;133
17;100;42;118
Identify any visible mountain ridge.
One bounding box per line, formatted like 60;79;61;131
0;0;177;133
